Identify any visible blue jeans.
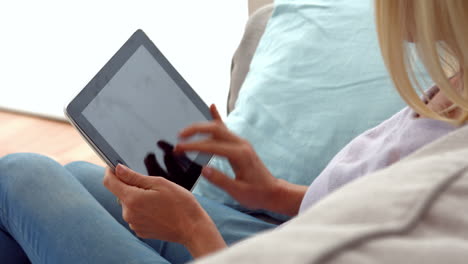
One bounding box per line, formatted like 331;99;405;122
0;153;275;263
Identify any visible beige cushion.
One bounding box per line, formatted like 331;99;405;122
227;4;273;114
192;124;468;264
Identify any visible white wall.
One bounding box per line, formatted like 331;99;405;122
0;1;247;120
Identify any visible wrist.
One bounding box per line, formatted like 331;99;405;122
266;179;307;216
183;208;227;258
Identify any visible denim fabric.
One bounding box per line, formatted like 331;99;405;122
0;153;275;263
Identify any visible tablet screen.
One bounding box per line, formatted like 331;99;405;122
82;45;207;178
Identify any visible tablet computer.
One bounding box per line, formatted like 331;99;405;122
65;29;212;190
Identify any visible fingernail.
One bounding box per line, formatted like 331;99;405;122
202;167;212;177
116;164;128;175
174;144;185;152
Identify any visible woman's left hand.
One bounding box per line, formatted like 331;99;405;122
103;165;226;257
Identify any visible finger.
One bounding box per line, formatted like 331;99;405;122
178;122;237;142
210;104;223;122
133;231;154;239
175;140;241;161
103;167;136;199
122;205;133;224
122;207;153;228
202;166;238;194
128;223;154;233
115;164;157;190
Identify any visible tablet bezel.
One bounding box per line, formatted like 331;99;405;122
66;29;212;190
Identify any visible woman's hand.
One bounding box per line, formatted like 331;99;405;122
175;105;306;216
103;165;226;258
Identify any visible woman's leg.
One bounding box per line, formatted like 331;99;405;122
65;161;277;263
0;153;170;264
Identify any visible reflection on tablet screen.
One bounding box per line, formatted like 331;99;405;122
144;140;201;185
82;45;207;179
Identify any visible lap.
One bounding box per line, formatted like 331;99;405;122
65;161;276;246
0;153;166;263
0;154;274;263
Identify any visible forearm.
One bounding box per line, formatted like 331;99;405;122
266;179;308;217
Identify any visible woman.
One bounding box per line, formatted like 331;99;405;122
1;0;467;263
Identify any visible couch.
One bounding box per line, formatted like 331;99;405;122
191;2;468;263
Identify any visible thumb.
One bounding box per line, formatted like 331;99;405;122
115;164;154;190
202;166;238;194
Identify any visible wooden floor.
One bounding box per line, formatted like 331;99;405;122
0;110;104;166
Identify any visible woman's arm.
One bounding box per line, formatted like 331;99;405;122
104;165;227;258
175;105;308;217
102;104;308;260
266;179;308;216
184;213;227;258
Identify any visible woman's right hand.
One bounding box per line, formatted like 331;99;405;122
174;105;307;216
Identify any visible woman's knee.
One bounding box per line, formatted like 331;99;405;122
0;153;66;193
64;161;111;202
64;161;105;184
65;161;123;224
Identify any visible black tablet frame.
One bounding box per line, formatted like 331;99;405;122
66;29;212;190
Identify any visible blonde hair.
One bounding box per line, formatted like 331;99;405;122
375;0;468;125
